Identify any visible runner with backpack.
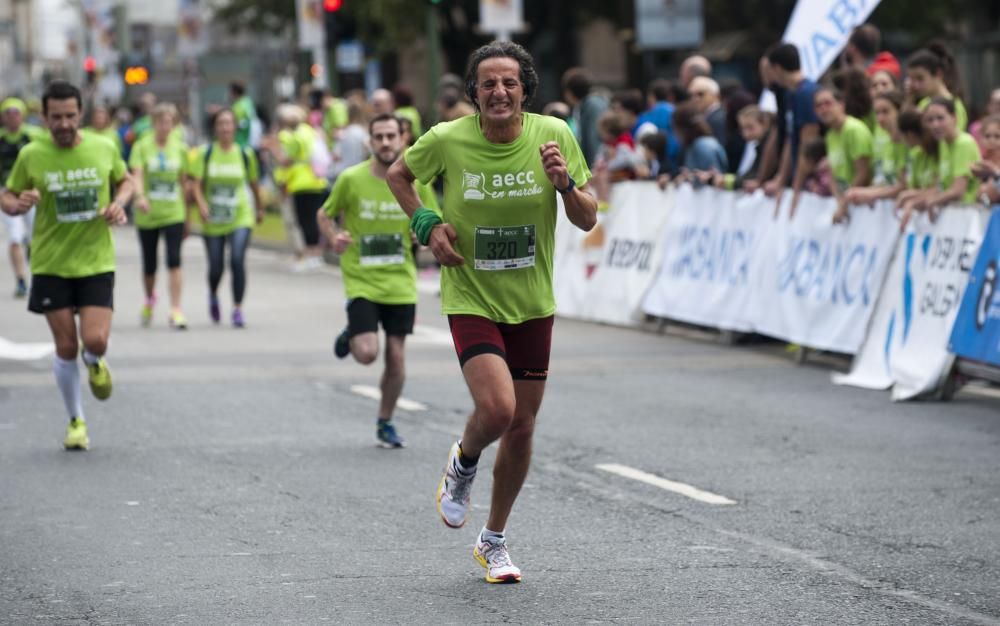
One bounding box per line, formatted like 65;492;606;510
188;109;263;328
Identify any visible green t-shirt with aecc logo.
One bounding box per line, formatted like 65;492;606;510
871;127;909;186
188;142;260;237
404;113;592;324
322;159;439;304
129;134;189;229
937;132;981;204
824;115;873;191
4;131;127;278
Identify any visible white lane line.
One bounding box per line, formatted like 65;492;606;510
595;463;736;505
0;337;53;361
410;324;453;346
350;384;428;412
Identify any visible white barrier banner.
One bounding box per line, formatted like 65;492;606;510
556;183;671;326
642;186;764;331
581;182;673;325
751;195;900;353
833;207;987;399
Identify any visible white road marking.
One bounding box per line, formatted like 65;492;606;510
410;324;453;346
595;463;736;505
350;384;428;412
0;337;53;361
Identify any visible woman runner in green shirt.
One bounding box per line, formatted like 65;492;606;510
190;109;263;328
129;103;190;329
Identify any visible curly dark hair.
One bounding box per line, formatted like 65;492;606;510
832;68;872;120
464;40;539;112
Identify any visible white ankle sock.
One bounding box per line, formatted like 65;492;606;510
480;527;505;542
81;350;100;366
53;356;83;420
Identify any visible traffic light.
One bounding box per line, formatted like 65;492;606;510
84;56;97;85
324;0;355;49
124;66;150;86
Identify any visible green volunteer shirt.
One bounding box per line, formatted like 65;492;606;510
232;95;256;149
871;127;909;186
937;132;981;204
4;132;127;278
322;159;438;304
189;142;260;236
917;96;969;132
278;123;329;194
129;134;189;229
825;116;873;191
907;146;937;189
404;113;591;324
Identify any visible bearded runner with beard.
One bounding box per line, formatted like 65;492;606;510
387;41;597;584
1;81;134;451
318;113;439;449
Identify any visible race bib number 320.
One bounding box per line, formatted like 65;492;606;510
474;224;535;271
54;187;99;223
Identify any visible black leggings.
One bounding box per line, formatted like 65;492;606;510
293;190;327;247
204;227;252;304
138;222;185;276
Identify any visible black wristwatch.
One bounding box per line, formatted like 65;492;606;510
556;175;576;195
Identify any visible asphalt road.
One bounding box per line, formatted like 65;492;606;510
1;229;998;625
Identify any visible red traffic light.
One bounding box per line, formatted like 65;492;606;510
323;0;343;11
83;56;97;73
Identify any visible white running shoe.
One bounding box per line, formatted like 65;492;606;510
436;441;476;528
474;533;522;584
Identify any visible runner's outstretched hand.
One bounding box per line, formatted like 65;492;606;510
428;223;464;266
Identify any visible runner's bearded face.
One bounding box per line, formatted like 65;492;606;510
45;98;82;148
370;119;404;166
475;57;525;126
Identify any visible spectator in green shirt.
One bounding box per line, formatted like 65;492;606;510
812;86;872;223
230;81;258;149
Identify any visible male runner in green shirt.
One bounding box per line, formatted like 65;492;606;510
318;113;439;448
1;81;134;451
388;41;597;583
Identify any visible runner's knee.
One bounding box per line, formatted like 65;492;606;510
475;393;516;427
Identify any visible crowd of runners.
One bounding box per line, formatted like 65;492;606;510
3;28;999;583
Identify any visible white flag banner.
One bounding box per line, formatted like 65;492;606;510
833;207;988;399
642;186;766;332
781;0;884;80
751;195;900;353
580;182;673;326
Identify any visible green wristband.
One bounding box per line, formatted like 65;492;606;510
410;206;443;246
